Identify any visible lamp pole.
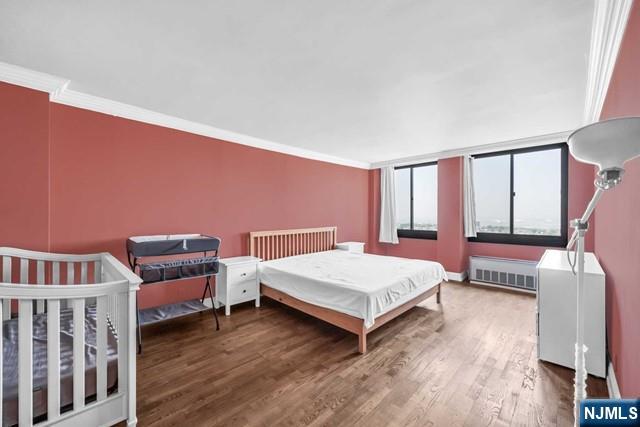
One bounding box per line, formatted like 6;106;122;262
569;187;603;424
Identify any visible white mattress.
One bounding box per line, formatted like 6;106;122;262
258;250;448;328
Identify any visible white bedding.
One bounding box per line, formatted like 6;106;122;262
258;250;447;328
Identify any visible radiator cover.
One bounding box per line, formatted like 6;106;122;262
469;256;538;291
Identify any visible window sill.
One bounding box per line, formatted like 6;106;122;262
467;233;567;247
397;230;437;240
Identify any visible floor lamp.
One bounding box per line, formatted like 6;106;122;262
566;117;640;423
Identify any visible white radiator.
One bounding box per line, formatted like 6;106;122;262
469;256;537;292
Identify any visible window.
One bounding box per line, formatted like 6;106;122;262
470;143;568;246
394;162;437;239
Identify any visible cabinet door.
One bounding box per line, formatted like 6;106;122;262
539;268;576;370
538;268;606;377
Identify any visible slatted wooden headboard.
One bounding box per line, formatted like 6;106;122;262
249;226;337;261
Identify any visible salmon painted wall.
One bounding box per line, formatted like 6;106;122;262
436;157;467;272
0;82;369;308
596;1;640;397
0;82;50;251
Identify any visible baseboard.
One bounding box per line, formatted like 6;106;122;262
607;361;621;398
446;271;467;282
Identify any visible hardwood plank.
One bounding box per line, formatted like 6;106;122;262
135;281;607;427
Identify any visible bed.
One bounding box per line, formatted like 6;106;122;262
249;227;447;353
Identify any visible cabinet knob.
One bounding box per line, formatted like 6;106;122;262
241;273;247;277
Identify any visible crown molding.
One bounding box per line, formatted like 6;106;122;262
0;61;69;94
51;89;371;169
583;0;633;124
0;61;370;170
370;130;572;169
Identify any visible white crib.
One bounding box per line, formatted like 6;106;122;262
0;247;141;427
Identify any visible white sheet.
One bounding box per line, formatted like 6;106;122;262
258;250;447;328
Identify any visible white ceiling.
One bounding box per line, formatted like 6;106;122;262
0;0;594;165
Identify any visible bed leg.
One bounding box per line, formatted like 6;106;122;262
437;283;441;304
358;331;367;354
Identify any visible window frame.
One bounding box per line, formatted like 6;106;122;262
394;161;438;240
468;143;569;247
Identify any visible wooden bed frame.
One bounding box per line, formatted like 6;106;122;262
249;226;442;354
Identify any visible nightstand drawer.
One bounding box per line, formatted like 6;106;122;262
228;263;257;285
229;279;257;302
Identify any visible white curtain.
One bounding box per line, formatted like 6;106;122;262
463;154;477;238
379;166;399;244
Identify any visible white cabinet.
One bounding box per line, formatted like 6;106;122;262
335;241;365;253
216;256;261;316
537;249;606;378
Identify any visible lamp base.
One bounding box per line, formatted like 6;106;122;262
574;343;588;424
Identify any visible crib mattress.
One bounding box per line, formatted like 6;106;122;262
2;305;119;426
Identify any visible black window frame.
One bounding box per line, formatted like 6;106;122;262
468;143;569;247
394;161;438;240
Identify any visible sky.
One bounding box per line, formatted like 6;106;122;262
474;147;562;233
395;164;437;228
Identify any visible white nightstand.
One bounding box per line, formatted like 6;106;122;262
215;256;261;316
335;241;365;253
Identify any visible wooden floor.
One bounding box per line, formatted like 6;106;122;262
136;281;607;427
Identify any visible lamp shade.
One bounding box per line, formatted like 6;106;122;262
568;117;640;172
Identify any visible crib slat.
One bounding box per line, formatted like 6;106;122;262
107;296;112;332
2;256;11;282
20;258;28;284
111;295;118;333
117;292;129;397
1;300;9;320
67;262;75;285
37;260;45;313
52;262;60;284
96;295;108;401
47;299;61;420
72;298;85;410
19;299;33;424
80;262;88;284
94;260;102;283
2;257;11;319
